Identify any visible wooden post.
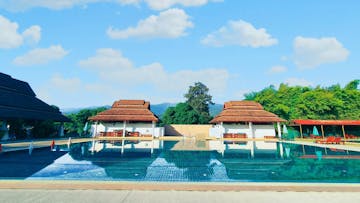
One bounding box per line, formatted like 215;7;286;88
342;125;346;140
321;125;325;139
300;124;303;139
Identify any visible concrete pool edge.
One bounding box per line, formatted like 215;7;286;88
0;180;359;192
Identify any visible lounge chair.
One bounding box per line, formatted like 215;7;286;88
333;137;344;144
315;136;336;144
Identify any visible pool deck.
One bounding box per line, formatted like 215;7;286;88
0;189;359;203
0;180;360;192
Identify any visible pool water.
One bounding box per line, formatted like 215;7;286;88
0;140;360;182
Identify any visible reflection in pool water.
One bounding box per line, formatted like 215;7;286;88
0;140;360;182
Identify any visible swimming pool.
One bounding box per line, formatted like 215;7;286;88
0;140;360;182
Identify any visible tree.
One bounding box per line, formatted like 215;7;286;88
247;80;360;121
161;103;207;125
64;107;108;136
184;82;214;123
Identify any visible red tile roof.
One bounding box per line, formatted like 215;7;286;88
293;119;360;126
210;101;285;123
88;100;158;122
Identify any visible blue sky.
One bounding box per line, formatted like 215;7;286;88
1;0;359;109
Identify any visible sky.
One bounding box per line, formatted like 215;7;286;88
1;0;359;109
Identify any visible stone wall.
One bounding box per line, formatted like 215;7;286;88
164;124;212;139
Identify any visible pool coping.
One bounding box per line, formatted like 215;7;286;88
0;180;359;192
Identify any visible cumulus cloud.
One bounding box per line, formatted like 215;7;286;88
201;19;278;47
144;0;222;10
22;25;41;45
0;0;141;12
0;15;41;49
268;65;287;74
107;8;193;39
79;48;229;94
13;45;68;66
51;74;82;93
285;78;313;87
294;36;350;69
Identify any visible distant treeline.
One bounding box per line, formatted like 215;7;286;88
244;80;360;121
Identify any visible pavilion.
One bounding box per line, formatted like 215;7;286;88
291;119;360;140
0;73;69;140
88;100;164;138
209;101;286;139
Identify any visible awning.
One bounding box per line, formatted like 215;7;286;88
292;119;360;126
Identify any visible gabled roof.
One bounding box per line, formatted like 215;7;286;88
0;73;70;122
88;100;158;122
210;101;285;123
292;119;360;126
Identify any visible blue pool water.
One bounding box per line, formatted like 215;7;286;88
0;140;360;182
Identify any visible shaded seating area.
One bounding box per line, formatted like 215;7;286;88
290;119;360;141
223;133;247;139
98;130;149;137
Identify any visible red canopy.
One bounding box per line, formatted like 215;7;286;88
293;119;360;126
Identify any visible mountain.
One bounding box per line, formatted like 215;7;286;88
209;104;223;117
61;106;110;115
150;103;176;117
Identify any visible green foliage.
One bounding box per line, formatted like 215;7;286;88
161;103;208;125
184;82;214;123
30;120;58;138
64;107;108;136
248;80;360;120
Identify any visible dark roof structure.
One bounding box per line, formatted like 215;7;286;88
210;101;285;123
0;73;69;122
89;100;158;122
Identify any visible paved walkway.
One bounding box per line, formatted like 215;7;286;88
0;189;359;203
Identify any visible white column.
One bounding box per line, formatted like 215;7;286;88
1;121;9;141
93;122;98;137
152;121;155;138
59;122;64;137
277;122;282;139
279;143;284;159
220;122;224;138
250;140;255;158
121;139;125;155
249;122;254;139
122;121;126;137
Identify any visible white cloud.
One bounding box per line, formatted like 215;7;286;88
51;74;82;93
13;45;68;66
285;78;313;87
0;0;141;12
0;15;41;49
107;8;193;39
294;36;350;69
22;25;41;45
201;19;278;47
144;0;222;10
0;0;220;11
79;48;229;95
268;65;287;74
